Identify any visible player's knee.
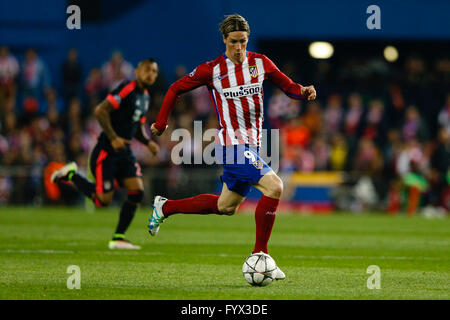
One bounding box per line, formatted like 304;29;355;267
127;189;144;205
217;203;238;216
93;194;112;207
266;176;283;199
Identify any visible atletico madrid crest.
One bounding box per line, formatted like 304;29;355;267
249;65;259;78
253;160;263;169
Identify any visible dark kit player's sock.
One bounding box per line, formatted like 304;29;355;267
71;173;106;207
162;194;220;217
114;200;138;238
252;195;279;254
71;173;96;198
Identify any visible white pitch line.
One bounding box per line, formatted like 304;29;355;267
1;249;163;256
292;255;446;261
103;251;162;256
2;249;74;254
2;249;445;261
199;253;446;261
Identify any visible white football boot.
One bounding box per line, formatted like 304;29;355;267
148;196;168;236
108;240;141;250
51;162;78;182
274;266;286;280
262;252;286;280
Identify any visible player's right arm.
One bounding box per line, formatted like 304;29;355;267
151;63;211;136
94;99;129;151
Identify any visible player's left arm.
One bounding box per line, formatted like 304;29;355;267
263;55;316;101
134;116;159;156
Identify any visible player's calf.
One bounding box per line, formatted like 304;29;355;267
111;189;143;246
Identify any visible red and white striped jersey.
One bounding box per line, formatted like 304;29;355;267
155;52;306;147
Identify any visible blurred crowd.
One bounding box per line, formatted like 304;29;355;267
0;45;448;213
270;54;449;213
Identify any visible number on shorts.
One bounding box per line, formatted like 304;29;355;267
132;109;142;122
244;150;256;163
134;162;142;177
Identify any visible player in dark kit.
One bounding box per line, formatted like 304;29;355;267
51;58;160;249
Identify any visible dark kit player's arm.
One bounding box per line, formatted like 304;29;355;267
94;99;129;151
134;120;159;156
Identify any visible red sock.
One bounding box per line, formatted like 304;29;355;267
252;195;279;254
162;194;220;217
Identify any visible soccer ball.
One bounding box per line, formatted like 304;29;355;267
242;252;277;286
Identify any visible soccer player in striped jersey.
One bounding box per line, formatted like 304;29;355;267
51;58;160;250
148;14;316;279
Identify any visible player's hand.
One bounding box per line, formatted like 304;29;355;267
147;141;160;156
111;137;130;152
150;123;166;136
301;85;317;100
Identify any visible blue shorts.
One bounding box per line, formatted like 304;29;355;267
215;144;272;197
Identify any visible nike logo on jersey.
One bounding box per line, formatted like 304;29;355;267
218;74;229;81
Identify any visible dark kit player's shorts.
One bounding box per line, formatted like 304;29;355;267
88;143;142;194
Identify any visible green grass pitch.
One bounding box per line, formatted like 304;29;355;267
0;206;449;300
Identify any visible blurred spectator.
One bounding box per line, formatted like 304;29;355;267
343;93;364;141
396;139;427;177
20;48;51;109
101;50;134;91
281;145;315;173
171;65;195;123
85;67;104;100
0;46;19;112
403;56;429;104
280;117;312;172
192;86;212;122
39;87;65;116
172;65;210;123
329;133;348;171
383;129;402;176
323;93;343;137
353;138;384;175
361;99;387;147
310;136;330;170
401;105;429;142
388;84;406;127
175;64;187;79
0;112;19;164
437;93;450;134
350;138;384;211
67;129;83;162
267;88;301;129
81;115;102;152
302;100;323;137
282;117;311;148
46;101;62;129
427;127;450;210
293;146;315;172
394;139;429;215
61;48;82;103
63;97;83;135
